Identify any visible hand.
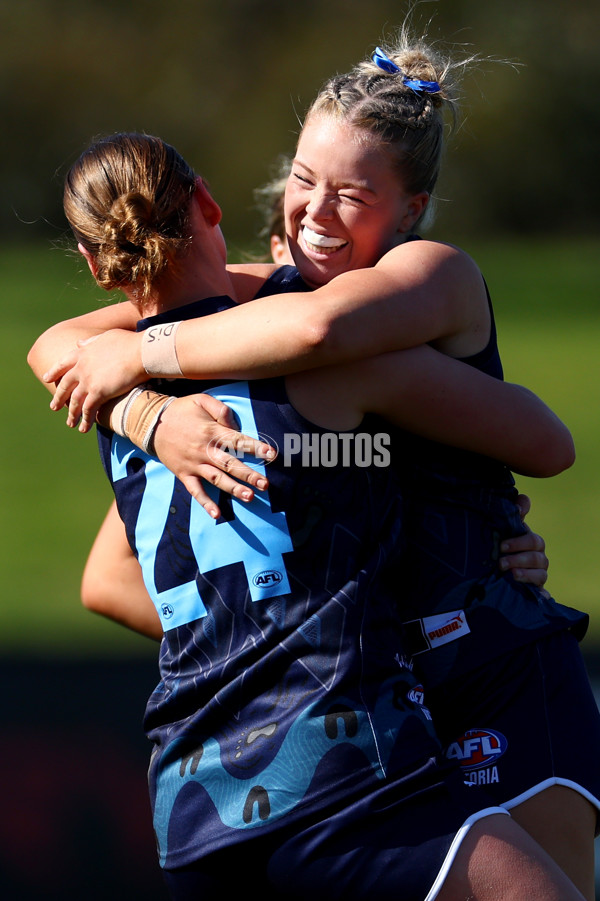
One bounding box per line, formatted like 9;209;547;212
499;494;549;590
152;393;277;518
43;329;145;432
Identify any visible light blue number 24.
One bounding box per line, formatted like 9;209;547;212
110;382;293;630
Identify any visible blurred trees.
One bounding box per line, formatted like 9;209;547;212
1;0;598;249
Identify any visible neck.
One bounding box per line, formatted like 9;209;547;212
151;266;236;316
128;239;237;317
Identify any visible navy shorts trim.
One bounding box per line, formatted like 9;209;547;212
425;808;510;901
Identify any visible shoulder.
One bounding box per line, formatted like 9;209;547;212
376;239;490;356
227;263;278;304
376;239;483;286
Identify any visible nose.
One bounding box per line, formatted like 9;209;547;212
305;187;334;221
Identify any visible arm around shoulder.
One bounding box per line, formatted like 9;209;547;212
175;243;482;379
500;384;575;477
27;302;140;387
351;346;575;478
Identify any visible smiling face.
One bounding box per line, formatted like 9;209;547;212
284;114;428;287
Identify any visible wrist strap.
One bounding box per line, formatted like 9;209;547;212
108;386;176;455
141;321;183;376
108;387;146;437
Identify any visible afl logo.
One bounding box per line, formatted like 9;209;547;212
252;570;283;588
161;603;174;619
446;728;507;770
407;684;425;706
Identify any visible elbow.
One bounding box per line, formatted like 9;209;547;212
524;428;576;478
304;305;332;350
27;338;44;379
80;585;97;614
545;431;576;477
296;307;345;368
27;327;56;383
80;571;106;616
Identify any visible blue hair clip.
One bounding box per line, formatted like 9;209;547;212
401;75;441;94
372;46;401;74
372;46;440;94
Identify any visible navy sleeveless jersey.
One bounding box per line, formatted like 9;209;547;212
392;277;587;686
97;291;441;869
253;263;310;298
263;264;586;683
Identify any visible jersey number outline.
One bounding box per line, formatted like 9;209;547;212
110;382;293;630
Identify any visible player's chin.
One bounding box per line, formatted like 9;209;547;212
293;251;349;288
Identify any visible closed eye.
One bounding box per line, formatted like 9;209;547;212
340;193;367;205
293;172;314;186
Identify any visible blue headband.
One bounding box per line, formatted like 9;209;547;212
372;46;441;94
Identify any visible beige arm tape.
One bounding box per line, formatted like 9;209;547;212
104;386;176;455
141;321;183;377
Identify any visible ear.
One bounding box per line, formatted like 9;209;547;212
78;242;98;278
399;192;430;233
193;176;222;227
270;234;292;266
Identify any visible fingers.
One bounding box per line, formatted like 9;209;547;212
76;391;105;432
145;393;279;514
49;373;76;413
503;565;548;587
501;531;545;555
500;551;548;571
180;478;222;520
77;406;97;434
66;390;84;428
499;529;549;587
43;359;71;387
66;389;91;431
49;377;99;433
181;468;260;520
515;493;532;520
189;395;277;462
499;549;549;587
202;446;269;492
203;431;276;489
192;393;239;430
216;432;276;467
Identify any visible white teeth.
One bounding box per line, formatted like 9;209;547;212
303;226;345;249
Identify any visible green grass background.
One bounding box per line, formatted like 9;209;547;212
3;238;599;658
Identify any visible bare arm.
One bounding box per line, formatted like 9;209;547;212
32;243;473;383
26;263;274;386
27;301;140;383
177;243;485;373
90;350;556;641
287;344;575;478
81;501;162;640
362;348;576;477
29;302;277;512
37;243;488;423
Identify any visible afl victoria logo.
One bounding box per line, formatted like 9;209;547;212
446;728;507;770
252;570;283;588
